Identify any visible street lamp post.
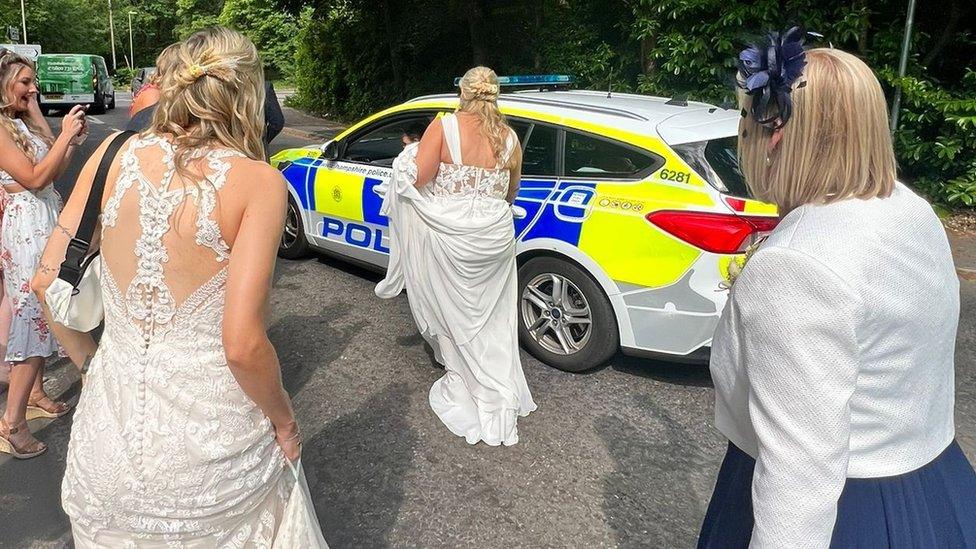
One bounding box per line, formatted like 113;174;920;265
128;11;136;69
19;0;27;44
107;0;117;70
890;0;918;132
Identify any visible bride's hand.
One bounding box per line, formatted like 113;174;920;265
274;420;302;462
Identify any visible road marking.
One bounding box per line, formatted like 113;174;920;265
86;117;105;125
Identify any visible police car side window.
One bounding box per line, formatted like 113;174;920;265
508;120;531;144
564;131;659;179
521;124;557;177
343;115;433;166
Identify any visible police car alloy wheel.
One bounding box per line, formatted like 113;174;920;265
517;257;619;372
278;196;310;259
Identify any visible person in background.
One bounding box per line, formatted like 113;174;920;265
0;48;87;459
126;44;180;132
128;71;159;118
698;31;976;547
264;80;284;147
400;122;424;148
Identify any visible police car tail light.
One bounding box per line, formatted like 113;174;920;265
646;211;778;254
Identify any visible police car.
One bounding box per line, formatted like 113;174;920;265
271;76;778;372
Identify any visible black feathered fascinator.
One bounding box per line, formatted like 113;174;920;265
738;26;808;129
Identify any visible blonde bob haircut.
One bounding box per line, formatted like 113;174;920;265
737;48;896;214
151;27;266;178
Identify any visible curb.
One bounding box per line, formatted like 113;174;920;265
958;268;976;282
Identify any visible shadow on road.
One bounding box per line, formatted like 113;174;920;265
269;303;366;395
610;355;713;388
302;382;418;548
596;394;713;548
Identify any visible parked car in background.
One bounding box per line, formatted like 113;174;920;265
36;54;115;114
131;66;155;93
271;76;779;372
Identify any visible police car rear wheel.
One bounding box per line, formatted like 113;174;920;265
518;257;618;372
279;197;310;259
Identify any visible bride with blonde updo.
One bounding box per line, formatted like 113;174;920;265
377;66;536;446
33;27;327;546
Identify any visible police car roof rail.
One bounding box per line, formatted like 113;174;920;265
499;95;650;122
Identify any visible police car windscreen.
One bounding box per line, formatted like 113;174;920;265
672;137;752;199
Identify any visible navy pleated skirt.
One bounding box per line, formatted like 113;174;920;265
698;440;976;548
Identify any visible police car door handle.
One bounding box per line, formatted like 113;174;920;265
511;205;528;219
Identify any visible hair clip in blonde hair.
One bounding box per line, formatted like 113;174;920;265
187;64;206;80
470;81;499;98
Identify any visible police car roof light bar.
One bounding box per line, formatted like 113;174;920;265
453;74;574;90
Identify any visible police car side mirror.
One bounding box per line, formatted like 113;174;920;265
321;140;340;161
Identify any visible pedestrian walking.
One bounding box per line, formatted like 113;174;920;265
0;47;87;459
377;66;536;446
699;29;976;547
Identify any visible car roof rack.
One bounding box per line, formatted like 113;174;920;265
453;74;575;92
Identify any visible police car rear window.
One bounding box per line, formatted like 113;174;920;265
673;138;752;199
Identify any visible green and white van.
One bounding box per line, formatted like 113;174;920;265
36;54;116;115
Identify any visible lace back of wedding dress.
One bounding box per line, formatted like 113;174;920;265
62;133;292;546
99;134;240;342
423;114;516;200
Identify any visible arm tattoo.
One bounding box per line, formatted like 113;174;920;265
38;262;58;275
55;223;74;238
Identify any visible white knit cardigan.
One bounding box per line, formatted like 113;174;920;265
710;182;960;548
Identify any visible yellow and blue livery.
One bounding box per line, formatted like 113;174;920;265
271;84;777;372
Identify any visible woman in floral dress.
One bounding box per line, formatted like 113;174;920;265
0;47;87;459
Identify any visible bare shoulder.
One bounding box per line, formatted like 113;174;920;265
224;156;287;200
423;116;444;137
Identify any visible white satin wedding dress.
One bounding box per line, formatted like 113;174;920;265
61;133;326;547
376;114;536;446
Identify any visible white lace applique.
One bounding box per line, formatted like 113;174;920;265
103;134;176;228
426;163;510;200
423;118;515;200
193;149;242;262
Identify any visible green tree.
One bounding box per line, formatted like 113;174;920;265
219;0;303;78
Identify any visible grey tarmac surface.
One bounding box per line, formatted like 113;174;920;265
1;94;974;548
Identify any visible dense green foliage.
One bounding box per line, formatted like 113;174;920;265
3;0;973;206
0;0;296;79
287;0;974;207
886;69;976;207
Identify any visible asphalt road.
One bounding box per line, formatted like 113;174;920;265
1;94;974;548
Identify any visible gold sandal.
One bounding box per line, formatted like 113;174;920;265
26;395;71;420
0;418;47;459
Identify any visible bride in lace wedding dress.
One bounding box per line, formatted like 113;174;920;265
33;28;326;547
377;67;536;446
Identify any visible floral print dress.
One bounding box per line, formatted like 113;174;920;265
0;118;61;362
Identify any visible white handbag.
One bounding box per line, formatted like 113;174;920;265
44;131;133;332
45;252;103;332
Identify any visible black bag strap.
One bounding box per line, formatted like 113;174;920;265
58;130;135;287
